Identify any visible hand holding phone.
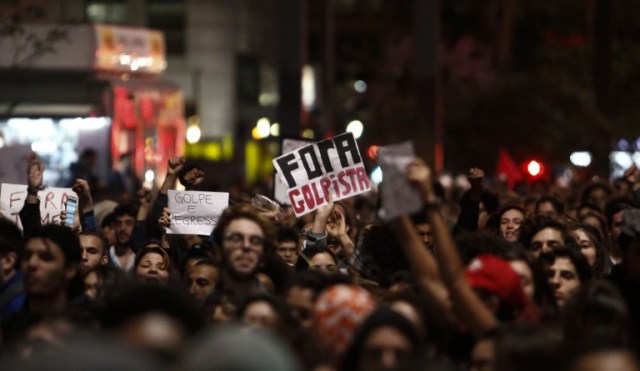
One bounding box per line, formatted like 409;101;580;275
64;196;77;228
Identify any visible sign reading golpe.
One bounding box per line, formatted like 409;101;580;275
273;132;371;217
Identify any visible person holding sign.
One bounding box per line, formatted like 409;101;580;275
212;203;277;308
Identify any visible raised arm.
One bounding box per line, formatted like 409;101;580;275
148;157;185;239
129;187;151;253
326;207;355;258
304;200;334;249
160;157;185;195
20;153;44;237
393;215;451;312
72;179;96;232
453;167;485;234
406;158;497;336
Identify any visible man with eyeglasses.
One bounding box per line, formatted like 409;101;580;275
212;203;277;307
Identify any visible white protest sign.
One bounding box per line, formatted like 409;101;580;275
0;145;32;184
274;138;313;205
272;132;371;217
377;141;423;221
167;190;229;235
0;183;77;229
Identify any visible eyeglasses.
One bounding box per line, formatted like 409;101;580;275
224;232;264;250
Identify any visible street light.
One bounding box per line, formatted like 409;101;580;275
346;120;364;139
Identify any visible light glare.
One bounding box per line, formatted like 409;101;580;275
256;118;271;139
570;151;592;167
370;166;383;185
145;170;155;182
346;120;364;139
186;125;201;144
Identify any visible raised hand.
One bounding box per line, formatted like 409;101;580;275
467;167;485;201
158;207;171;229
326;208;346;239
27;153;44;190
182;167;205;190
406;158;435;202
72;179;93;213
167;156;185;177
138;187;152;207
624;165;640;185
468;167;485;188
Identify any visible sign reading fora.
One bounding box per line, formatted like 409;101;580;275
0;184;77;230
273;132;371;216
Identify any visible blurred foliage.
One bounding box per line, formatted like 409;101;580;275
441;0;640;173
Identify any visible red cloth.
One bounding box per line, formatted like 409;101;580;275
496;148;524;190
465;255;528;311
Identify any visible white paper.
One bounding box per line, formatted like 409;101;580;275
272;132;371;217
167;190;229;235
274;139;312;205
0;146;32;184
1;183;77;229
377;141;423;221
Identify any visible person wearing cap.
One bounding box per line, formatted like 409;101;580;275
312;283;376;365
465;255;528;321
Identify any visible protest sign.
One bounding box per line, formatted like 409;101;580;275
0;145;32;184
273;132;371;217
0;183;77;229
167;190;229;235
377;141;423;221
274;138;313;205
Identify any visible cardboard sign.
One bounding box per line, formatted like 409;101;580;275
0;184;77;229
167;190;229;235
273;132;371;217
377;141;423;221
274;138;313;205
0;145;32;184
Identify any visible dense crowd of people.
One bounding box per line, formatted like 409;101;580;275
1;152;640;371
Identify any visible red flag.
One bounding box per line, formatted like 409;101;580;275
496;148;524;190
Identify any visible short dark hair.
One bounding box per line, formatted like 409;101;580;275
102;284;204;334
101;212;115;229
27;224;81;267
604;197;637;229
277;227;299;244
542;246;593;284
518;215;573;250
0;217;23;257
285;270;330;299
78;231;106;255
111;204;137;220
535;195;565;215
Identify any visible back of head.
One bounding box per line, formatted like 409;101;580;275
183;324;302;371
0;217;23;258
562;280;632;352
27;224;82;267
341;307;422;371
456;231;511;265
313;284;376;358
494;323;563;371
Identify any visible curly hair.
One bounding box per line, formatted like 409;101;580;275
212;203;277;253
